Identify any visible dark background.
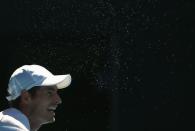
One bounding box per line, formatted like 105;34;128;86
0;0;193;130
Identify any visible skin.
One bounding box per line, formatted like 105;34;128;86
19;86;62;131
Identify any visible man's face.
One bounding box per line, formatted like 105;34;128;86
29;86;62;124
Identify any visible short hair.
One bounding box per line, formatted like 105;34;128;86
9;86;41;110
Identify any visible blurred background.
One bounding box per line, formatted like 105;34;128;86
0;0;193;130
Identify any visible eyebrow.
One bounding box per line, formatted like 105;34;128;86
46;87;56;92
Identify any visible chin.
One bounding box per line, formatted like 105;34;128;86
47;117;55;123
51;117;55;123
42;117;55;125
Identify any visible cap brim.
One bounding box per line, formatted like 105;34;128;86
41;74;71;89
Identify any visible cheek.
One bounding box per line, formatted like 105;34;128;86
30;98;49;113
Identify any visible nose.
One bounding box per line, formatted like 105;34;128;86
55;93;62;105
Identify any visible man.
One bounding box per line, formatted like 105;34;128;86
0;64;71;131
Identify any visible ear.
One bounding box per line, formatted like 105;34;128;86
20;90;32;104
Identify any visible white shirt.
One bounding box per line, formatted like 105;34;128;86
0;108;30;131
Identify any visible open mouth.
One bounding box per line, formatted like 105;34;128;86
47;107;56;116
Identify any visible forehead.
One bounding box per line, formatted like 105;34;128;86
40;85;58;91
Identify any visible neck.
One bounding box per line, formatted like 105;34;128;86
21;107;41;131
29;119;41;131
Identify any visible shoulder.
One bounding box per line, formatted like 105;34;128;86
0;125;26;131
0;109;29;131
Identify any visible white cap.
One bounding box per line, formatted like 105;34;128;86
6;64;71;101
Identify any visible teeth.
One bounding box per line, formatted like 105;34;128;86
48;107;56;111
